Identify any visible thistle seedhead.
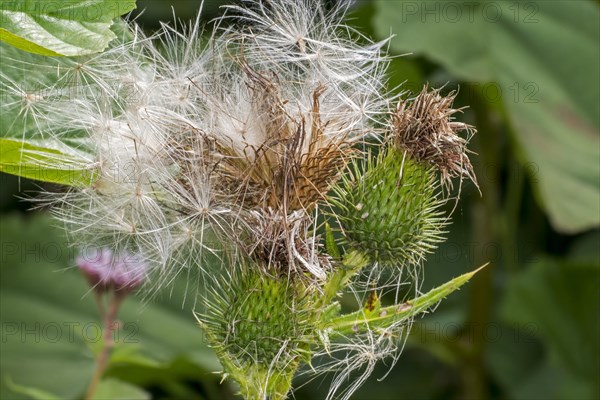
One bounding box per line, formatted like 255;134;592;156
7;0;389;289
207;70;357;215
392;85;478;192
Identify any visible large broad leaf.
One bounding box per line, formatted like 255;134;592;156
0;41;96;184
500;256;600;399
0;23;133;184
0;1;136;56
0;214;220;399
92;379;149;400
373;0;600;233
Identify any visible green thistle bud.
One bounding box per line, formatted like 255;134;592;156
198;267;318;399
330;148;447;267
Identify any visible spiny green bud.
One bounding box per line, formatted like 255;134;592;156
330;147;447;267
199;267;318;399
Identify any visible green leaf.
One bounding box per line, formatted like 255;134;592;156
105;357;231;400
0;30;126;184
108;344;161;369
501;257;600;399
323;264;487;335
373;0;600;233
485;322;547;400
92;378;149;400
4;377;61;400
345;1;424;93
567;230;600;265
1;40;93;184
0;214;220;400
0;21;136;185
324;222;341;261
0;138;96;186
0;1;136;56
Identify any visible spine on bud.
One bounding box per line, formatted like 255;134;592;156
198;266;319;399
330;147;447;267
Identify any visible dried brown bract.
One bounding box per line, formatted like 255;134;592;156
244;209;331;280
214;69;357;214
392;85;478;192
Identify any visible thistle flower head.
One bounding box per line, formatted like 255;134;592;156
76;247;147;293
330;148;447;268
392;85;478;191
199;266;319;398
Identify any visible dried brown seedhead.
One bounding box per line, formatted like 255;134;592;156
175;66;354;281
392;85;478;192
244;209;331;281
213;67;357;214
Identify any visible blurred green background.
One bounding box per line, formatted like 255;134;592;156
1;1;598;399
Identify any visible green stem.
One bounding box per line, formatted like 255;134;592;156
464;88;502;400
502;154;524;275
233;363;295;400
320;249;369;308
197;318;295;400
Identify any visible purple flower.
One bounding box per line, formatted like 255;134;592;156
76;248;113;290
76;248;147;293
110;252;147;292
